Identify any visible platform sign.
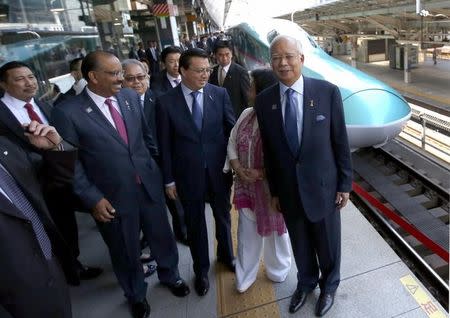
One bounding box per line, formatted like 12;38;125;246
400;275;447;318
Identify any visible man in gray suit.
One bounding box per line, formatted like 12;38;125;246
52;51;189;318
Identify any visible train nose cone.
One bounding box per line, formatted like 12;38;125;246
343;89;411;149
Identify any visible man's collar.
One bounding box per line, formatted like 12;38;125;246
180;83;204;95
2;92;36;108
279;75;304;96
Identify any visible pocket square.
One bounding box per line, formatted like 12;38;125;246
316;115;326;121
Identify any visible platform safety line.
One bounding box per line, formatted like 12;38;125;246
352;182;449;263
387;81;450;106
400;275;447;318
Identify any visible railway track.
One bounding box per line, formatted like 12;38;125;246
351;146;449;309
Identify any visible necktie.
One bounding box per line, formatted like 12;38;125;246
105;99;128;145
190;91;202;131
173;79;180;86
284;88;300;155
0;166;52;259
24;103;43;124
219;67;226;86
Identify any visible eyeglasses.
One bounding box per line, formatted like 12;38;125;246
189;67;213;74
270;54;300;63
124;74;148;83
102;70;124;77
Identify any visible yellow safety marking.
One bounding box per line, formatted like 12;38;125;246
400;275;447;318
216;208;280;318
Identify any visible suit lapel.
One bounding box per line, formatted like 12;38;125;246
36;101;52;121
298;77;315;161
116;92;134;147
201;85;215;138
0;101;28;143
80;91;128;148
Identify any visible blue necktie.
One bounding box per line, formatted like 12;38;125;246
284;88;300;155
0;166;52;259
190;91;203;131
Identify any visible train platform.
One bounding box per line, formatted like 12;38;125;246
334;54;450;112
70;201;447;318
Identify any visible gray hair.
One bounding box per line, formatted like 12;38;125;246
121;59;147;74
269;35;303;55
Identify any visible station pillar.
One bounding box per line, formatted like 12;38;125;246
153;0;180;47
351;38;358;68
404;44;411;83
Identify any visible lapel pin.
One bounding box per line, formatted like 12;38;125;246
209;95;213;101
86;107;92;113
3;151;7;156
149;98;154;102
272;104;277;110
125;100;131;110
310;99;314;107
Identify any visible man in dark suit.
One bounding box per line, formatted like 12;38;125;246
0;120;77;318
255;35;352;317
54;57;87;106
124;57;188;245
209;40;250;118
52;51;189;318
156;48;236;296
146;40;160;76
0;61;101;284
150;46;182;98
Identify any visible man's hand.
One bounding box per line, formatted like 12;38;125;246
92;198;116;222
271;196;282;213
23;121;62;150
166;185;178;200
335;192;349;209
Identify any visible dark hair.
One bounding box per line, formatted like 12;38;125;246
179;48;209;71
251;68;278;95
69;57;83;72
0;61;32;82
81;50;116;81
160;46;183;63
213;40;233;54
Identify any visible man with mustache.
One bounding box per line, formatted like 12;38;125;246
52;51;189;318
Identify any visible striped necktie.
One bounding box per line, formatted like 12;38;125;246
0;166;52;259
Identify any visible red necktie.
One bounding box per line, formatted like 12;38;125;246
104;99;128;145
24;103;43;124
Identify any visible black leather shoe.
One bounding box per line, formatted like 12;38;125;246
130;299;150;318
217;258;236;273
315;292;334;317
78;265;103;280
140;253;155;263
194;276;209;296
289;289;309;313
143;264;157;277
167;279;190;297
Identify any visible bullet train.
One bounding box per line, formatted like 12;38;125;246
227;18;412;150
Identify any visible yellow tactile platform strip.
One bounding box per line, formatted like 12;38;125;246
387;81;450;107
216;209;280;318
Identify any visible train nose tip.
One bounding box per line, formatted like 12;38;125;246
343;89;411;149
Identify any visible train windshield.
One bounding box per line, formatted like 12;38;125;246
266;20;318;51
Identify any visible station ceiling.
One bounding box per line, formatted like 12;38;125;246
276;0;450;45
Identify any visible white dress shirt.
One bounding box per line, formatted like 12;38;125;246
180;83;204;115
1;92;48;125
166;73;181;88
279;75;304;146
218;63;231;84
85;88;122;129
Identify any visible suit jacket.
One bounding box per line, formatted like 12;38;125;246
150;70;174;97
255;77;352;222
209;62;250;117
52;88;164;214
0;136;77;316
146;47;160;75
0;99;52;152
142;89;157;139
54;87;76;106
156;83;236;200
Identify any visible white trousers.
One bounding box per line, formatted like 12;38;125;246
235;208;292;293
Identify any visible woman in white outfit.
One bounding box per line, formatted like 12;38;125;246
227;69;292;293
